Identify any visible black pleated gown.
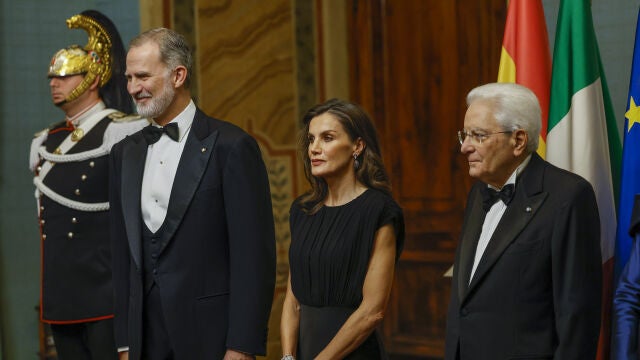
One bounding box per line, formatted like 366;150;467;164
289;189;404;359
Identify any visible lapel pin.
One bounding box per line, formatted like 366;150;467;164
201;147;207;153
525;206;532;213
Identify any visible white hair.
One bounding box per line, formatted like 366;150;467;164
466;83;541;153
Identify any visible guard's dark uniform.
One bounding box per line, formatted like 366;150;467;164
32;102;146;358
36;10;145;359
33;105;147;324
37;115;114;323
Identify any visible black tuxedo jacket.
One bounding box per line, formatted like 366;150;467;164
445;153;602;360
109;109;276;359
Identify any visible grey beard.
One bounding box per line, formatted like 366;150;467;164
134;83;175;119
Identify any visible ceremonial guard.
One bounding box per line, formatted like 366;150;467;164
29;10;146;359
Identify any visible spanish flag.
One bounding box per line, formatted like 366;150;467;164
497;0;551;158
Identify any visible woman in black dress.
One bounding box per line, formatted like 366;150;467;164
280;99;404;360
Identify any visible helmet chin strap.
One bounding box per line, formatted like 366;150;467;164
65;71;97;103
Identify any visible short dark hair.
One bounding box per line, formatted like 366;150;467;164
129;27;193;87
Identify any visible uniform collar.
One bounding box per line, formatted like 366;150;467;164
66;101;106;127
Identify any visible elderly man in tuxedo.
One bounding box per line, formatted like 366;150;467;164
109;27;276;359
445;82;602;360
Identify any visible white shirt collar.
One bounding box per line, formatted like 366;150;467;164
488;154;532;191
150;100;196;142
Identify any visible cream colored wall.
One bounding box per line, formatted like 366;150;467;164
319;0;349;100
139;0;166;31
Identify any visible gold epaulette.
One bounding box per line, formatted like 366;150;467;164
108;111;145;123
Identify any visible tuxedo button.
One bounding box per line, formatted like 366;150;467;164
461;308;469;317
153;269;158;275
151;253;157;259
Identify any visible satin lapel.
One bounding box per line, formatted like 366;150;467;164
120;135;148;270
458;188;487;304
158;114;219;254
466;157;549;296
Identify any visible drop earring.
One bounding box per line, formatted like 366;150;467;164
353;153;360;170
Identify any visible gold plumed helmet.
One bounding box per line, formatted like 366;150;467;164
48;13;113;103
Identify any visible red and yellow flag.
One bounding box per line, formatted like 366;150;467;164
497;0;552;158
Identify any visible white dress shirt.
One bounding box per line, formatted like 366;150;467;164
469;154;531;282
141;100;196;232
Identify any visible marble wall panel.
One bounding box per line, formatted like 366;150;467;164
196;0;298;144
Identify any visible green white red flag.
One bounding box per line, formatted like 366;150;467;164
546;1;622;359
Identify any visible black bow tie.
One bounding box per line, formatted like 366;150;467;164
482;183;515;211
142;123;179;144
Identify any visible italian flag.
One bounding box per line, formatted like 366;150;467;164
546;1;622;359
497;0;551;158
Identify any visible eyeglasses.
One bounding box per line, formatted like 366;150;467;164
457;129;513;145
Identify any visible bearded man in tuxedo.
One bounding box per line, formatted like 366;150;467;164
110;28;276;360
